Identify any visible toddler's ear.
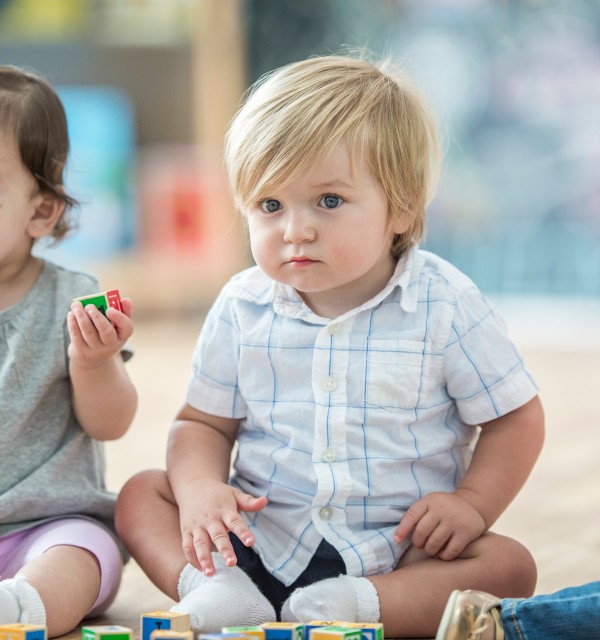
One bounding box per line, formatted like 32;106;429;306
27;193;65;239
390;213;411;236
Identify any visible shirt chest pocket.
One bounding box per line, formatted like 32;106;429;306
364;339;429;410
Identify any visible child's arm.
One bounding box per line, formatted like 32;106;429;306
395;395;544;560
67;298;137;440
167;403;268;576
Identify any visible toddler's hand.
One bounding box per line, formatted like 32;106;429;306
394;491;486;561
179;479;267;577
67;298;134;368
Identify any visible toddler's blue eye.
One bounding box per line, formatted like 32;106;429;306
321;195;342;209
261;199;281;213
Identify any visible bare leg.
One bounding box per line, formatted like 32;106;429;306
116;473;537;637
19;546;101;637
369;532;537;638
115;469;187;600
116;470;277;631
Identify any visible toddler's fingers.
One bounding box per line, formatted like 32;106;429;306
67;310;85;347
410;510;440;550
207;526;237;570
437;534;467;561
89;308;125;347
235;492;267;514
186;530;215;576
120;297;133;319
105;306;134;342
394;500;427;543
181;531;203;572
69;302;101;347
422;522;450;557
224;512;255;547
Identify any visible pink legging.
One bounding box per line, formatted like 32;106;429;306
0;518;123;617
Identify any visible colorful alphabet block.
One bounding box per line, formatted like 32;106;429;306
81;626;132;640
140;611;190;640
308;629;361;640
73;289;123;315
335;624;383;640
222;627;265;640
150;631;194;640
261;622;303;640
303;623;343;640
0;624;47;640
199;635;253;640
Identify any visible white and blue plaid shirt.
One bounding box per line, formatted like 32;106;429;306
186;247;539;586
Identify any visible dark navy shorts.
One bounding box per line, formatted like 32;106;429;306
229;533;347;618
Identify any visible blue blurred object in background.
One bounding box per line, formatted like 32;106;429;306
35;85;137;269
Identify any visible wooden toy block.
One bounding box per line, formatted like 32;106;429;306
335;624;383;640
308;629;361;640
222;627;265;640
73;289;123;315
260;622;303;640
140;612;190;640
303;623;343;639
199;635;254;640
81;626;132;640
150;631;194;640
0;623;47;640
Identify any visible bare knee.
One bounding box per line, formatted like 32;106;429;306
115;469;171;540
481;533;537;598
505;537;537;597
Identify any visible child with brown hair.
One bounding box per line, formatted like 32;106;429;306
0;65;137;637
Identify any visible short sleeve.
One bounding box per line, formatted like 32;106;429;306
443;286;539;425
186;287;247;419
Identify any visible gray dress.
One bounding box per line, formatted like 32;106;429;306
0;260;130;557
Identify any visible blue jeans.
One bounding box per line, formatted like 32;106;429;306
501;581;600;640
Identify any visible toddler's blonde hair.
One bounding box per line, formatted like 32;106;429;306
224;54;441;257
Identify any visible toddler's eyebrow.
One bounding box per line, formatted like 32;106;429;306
310;178;354;190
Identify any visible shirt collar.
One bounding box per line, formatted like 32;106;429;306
270;246;423;322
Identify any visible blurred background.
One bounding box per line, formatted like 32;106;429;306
2;0;600;597
2;0;598;319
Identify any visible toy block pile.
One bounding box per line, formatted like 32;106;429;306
212;621;384;640
0;611;384;640
81;611;193;640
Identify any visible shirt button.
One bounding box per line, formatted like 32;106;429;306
322;448;336;463
328;323;341;336
322;377;337;392
319;507;333;521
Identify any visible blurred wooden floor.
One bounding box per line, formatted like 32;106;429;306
62;311;600;640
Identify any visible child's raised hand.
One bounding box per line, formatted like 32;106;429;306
394;491;486;561
178;479;267;577
67;298;134;368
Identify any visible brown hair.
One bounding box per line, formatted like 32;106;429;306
0;65;77;241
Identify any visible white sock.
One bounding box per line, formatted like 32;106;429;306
170;555;276;632
0;585;20;624
175;562;211;599
0;577;46;625
286;575;380;622
280;595;298;622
